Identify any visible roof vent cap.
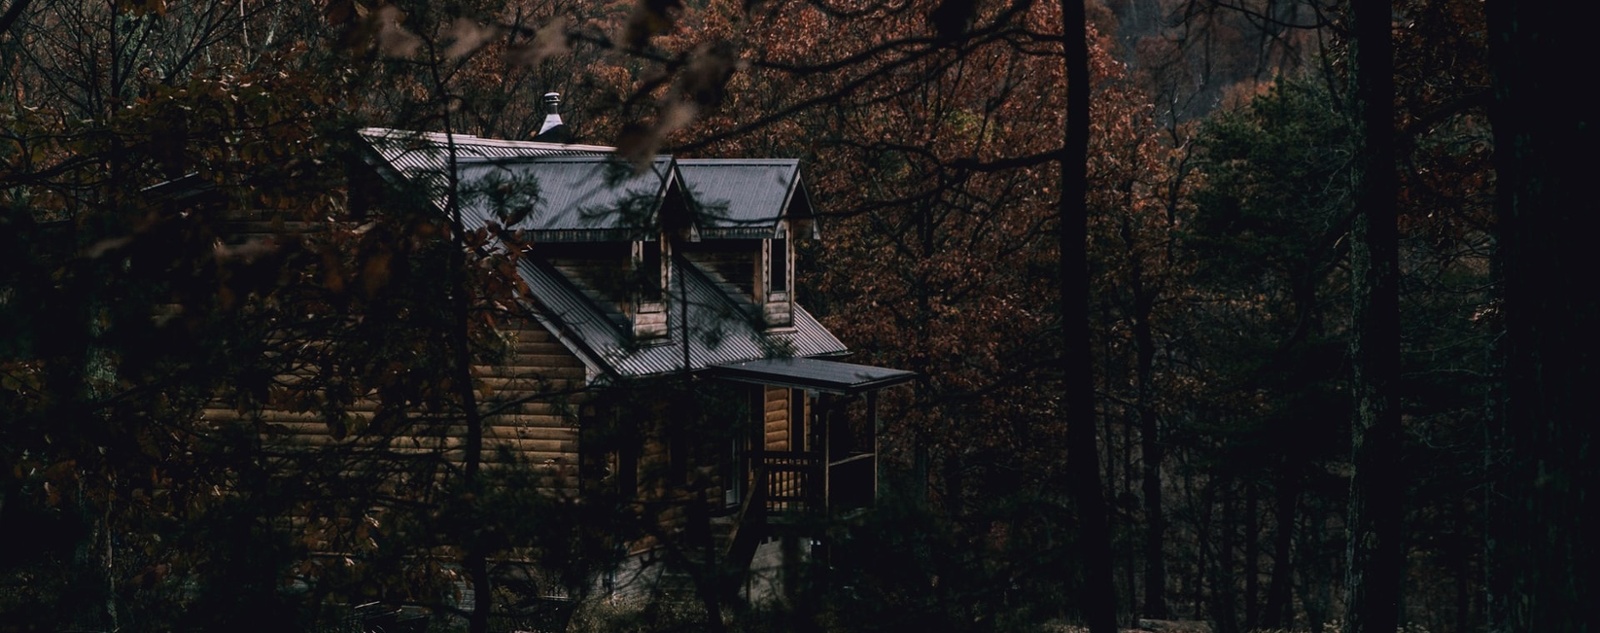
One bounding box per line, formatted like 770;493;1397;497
534;92;573;142
537;92;564;136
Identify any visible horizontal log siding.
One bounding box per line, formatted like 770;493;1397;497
470;318;584;491
763;386;807;508
204;316;586;494
548;255;631;329
764;386;790;451
683;248;758;299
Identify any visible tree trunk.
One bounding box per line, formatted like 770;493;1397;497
1486;1;1598;631
1298;496;1334;633
1260;469;1298;628
1060;1;1117;631
1122;406;1137;620
1344;0;1405;632
1210;482;1239;633
433;76;491;633
1140;412;1167;620
1190;463;1211;619
1244;484;1259;629
1133;255;1167;619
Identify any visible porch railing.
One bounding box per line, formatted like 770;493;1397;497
748;450;876;516
750;450;819;514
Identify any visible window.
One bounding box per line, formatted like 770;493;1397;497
636;239;663;302
763;237;794;327
770;238;788;293
580;405;637;498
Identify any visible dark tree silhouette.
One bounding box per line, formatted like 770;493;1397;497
1488;1;1598;630
1061;1;1118;631
1343;1;1404;632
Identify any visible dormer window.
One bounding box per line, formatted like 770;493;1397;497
636;239;664;303
769;237;788;294
631;238;668;339
762;232;793;328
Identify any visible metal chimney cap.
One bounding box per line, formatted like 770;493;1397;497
536;91;569;141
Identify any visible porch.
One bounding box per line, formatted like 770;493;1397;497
708;357;915;521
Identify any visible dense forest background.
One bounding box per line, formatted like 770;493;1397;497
0;1;1591;632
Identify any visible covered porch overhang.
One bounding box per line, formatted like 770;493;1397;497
706;357;915;519
705;357;916;395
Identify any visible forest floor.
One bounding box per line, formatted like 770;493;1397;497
1046;620;1213;633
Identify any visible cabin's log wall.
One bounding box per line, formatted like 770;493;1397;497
204;315;587;495
763;386;791;451
762;294;794;327
476;318;586;492
683;247;758;299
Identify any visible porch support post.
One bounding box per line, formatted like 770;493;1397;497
818;392;830;517
867;390;879;504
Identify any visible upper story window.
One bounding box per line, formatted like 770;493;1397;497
766;237;789;295
762;231;794;328
634;239;664;303
630;238;669;339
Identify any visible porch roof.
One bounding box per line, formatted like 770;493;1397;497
707;357;916;395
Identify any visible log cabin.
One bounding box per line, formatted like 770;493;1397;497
322;112;916;599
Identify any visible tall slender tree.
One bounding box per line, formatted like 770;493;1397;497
1344;0;1404;632
1487;1;1597;630
1061;0;1118;631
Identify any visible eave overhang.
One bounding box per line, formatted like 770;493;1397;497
706;357;916;395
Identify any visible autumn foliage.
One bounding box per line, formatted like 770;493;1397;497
0;0;1561;631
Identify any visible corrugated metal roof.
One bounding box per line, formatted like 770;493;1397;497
359;127;611;179
676;159;807;239
455;156;678;241
518;255;847;380
360;128;855;384
706;358;916;394
362;129;816;241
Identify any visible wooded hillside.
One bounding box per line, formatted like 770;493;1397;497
1;1;1589;632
